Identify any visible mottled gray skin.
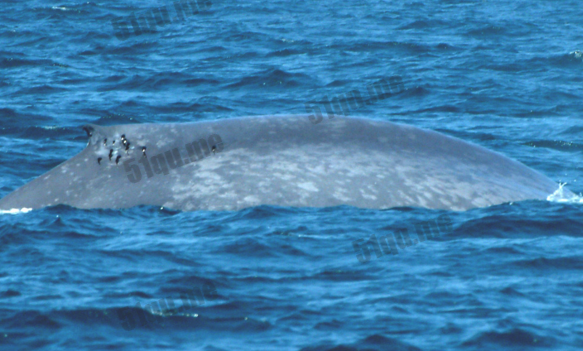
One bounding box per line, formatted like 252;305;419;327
0;115;569;212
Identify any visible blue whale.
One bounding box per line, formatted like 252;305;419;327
0;115;571;212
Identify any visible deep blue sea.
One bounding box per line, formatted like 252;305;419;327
1;0;583;350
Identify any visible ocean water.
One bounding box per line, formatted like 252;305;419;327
1;0;583;350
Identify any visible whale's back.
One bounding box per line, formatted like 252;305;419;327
0;116;566;211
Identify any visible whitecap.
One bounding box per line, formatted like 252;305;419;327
547;183;583;204
0;208;33;215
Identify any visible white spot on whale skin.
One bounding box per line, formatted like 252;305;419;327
298;182;319;192
362;194;377;201
333;191;351;202
243;195;260;205
273;172;296;181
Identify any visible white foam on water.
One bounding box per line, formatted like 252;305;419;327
0;208;33;215
547;183;583;204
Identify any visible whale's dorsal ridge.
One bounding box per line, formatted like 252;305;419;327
81;124;114;144
82;124;94;137
81;124;141;156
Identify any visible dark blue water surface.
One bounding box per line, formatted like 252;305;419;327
1;0;583;350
